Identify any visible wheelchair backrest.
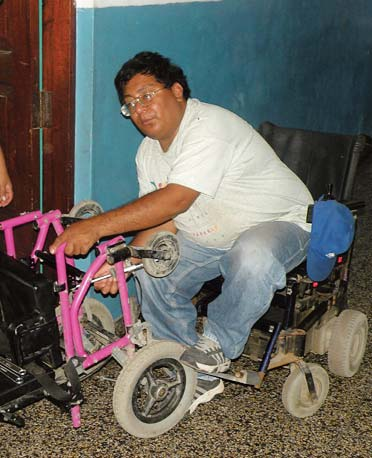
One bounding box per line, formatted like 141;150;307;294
258;121;369;201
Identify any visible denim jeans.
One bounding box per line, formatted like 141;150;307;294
135;221;310;359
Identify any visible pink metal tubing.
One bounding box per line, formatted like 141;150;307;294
0;211;42;258
55;244;75;360
71;405;81;429
2;228;16;258
31;210;62;258
116;261;133;328
83;334;131;369
70;252;108;357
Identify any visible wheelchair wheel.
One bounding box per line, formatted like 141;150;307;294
113;340;197;438
142;231;180;278
68;200;103;218
282;363;329;418
83;297;115;334
81;298;116;352
328;309;368;377
78;298;116;378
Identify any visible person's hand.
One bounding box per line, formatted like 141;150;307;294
93;262;119;295
0;174;13;207
49;218;101;256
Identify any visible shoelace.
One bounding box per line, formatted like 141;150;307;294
195;336;221;353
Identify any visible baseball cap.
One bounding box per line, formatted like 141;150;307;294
306;199;355;281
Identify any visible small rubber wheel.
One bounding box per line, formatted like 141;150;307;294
142;231;180;278
328;309;368;377
282;363;329;418
83;297;115;335
68;200;103;218
113;340;197;438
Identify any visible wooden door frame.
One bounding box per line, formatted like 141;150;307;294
42;0;75;214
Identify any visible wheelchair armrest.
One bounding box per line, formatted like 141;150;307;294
342;200;366;211
306;200;365;223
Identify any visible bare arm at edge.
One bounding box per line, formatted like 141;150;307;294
49;183;198;256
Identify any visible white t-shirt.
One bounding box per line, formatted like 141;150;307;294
136;98;313;249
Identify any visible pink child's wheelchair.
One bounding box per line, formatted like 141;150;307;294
0;200;195;438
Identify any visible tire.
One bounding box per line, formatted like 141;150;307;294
83;297;115;335
328;309;368;377
68;200;103;218
282;363;329;418
79;298;116;377
113;340;197;438
142;231;180;278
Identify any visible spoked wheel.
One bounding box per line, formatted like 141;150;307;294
282;363;329;418
68;200;103;218
328;309;368;377
113;340;197;438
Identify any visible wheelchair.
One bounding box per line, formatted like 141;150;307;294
194;123;370;418
0;123;370;438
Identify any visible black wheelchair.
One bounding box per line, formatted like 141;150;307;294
193;122;371;418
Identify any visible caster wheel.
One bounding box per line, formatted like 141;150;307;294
328;309;368;377
282;363;329;418
82;297;115;335
68;200;103;218
113;340;197;438
142;231;180;278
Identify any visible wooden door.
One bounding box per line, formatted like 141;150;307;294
0;0;75;256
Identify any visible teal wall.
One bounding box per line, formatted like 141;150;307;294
75;0;372;314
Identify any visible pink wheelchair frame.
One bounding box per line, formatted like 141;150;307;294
0;209;139;428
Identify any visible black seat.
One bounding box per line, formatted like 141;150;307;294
257;121;369;201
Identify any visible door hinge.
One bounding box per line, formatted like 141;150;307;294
32;90;53;128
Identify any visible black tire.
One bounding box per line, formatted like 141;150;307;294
282;363;329;418
68;200;103;218
328;309;368;377
113;340;197;438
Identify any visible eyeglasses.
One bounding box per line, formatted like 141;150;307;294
121;87;166;117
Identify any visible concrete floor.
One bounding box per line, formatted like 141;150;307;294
1;153;372;458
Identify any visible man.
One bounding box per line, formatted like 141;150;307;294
50;51;313;412
0;145;13;207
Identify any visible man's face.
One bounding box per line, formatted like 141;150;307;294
122;73;187;151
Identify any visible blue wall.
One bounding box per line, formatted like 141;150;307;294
75;0;372;314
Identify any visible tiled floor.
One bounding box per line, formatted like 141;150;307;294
2;156;372;458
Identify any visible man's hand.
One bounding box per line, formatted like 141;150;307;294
50;218;100;256
93;262;119;295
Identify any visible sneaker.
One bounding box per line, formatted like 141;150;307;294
189;378;224;414
180;335;231;373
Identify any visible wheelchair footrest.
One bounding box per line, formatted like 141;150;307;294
197;368;261;386
0;360;51;412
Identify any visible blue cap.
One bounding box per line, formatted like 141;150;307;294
307;199;355;281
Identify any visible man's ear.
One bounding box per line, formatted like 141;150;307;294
171;82;184;100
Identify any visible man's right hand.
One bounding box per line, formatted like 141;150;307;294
49;218;101;256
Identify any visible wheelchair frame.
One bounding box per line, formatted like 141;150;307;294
0;126;369;437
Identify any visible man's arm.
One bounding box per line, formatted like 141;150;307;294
50;183;198;256
0;146;13;207
92;220;177;295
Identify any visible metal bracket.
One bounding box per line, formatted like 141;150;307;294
196;368;261;386
111;347;129;368
129;321;152;347
296;360;318;401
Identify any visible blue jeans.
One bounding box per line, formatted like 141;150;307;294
135;222;310;359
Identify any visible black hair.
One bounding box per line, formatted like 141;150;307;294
114;51;191;104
